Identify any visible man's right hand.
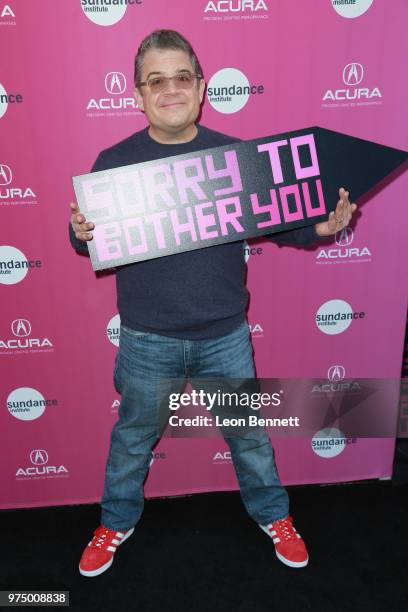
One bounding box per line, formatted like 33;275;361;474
70;202;94;241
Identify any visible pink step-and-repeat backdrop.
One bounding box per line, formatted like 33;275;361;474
1;0;407;509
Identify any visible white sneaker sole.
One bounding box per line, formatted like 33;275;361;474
79;527;135;577
259;524;309;568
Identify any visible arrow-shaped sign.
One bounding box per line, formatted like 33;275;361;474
72;126;407;271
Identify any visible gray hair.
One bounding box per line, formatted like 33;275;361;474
134;30;203;87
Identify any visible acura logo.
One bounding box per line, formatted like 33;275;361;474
105;72;126;95
11;319;31;337
0;163;12;185
327;365;346;382
343;63;364;86
335;227;354;247
30;449;48;465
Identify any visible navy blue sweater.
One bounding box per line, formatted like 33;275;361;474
69;125;319;339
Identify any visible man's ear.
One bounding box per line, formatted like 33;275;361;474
134;88;144;111
198;79;205;104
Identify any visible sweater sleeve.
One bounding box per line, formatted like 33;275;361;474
68;153;106;255
263;224;327;248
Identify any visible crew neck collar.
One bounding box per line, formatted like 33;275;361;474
144;125;201;147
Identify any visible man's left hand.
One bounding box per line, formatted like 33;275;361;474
314;187;357;237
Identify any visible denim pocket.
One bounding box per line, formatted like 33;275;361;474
120;325;150;339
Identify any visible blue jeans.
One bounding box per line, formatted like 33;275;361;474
101;321;289;530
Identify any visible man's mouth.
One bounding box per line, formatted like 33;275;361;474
159;101;185;109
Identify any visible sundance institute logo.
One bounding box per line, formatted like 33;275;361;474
331;0;374;19
0;82;23;119
311;427;356;458
243;240;263;262
0;246;42;285
207;68;264;114
106;314;120;346
7;387;58;421
81;0;142;27
315;299;365;335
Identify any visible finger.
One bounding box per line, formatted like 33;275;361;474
339;188;350;205
328;211;337;232
70;202;94;229
344;202;357;227
334;200;343;214
334;199;346;222
75;231;93;241
74;214;95;231
338;192;349;207
71;213;85;226
338;187;349;202
340;192;352;215
335;193;355;229
74;220;94;230
344;202;356;219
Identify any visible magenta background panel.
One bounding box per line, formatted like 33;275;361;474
0;0;407;509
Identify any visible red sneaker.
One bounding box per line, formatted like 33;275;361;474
259;516;309;568
79;525;134;577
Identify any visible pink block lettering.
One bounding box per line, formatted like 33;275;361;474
93;222;123;261
170;207;198;246
280;184;304;222
83;176;115;222
302;179;326;217
141;164;176;211
195;203;219;240
216;197;245;236
145;211;168;249
173;158;207;204
257;140;288;184
123;218;148;255
205;150;243;196
250;189;281;227
290;134;320;179
114;169;146;217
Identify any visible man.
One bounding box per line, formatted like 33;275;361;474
70;30;356;577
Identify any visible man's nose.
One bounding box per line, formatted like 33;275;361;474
162;77;179;94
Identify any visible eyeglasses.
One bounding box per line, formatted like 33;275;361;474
139;71;202;94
